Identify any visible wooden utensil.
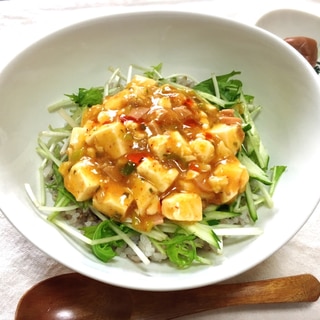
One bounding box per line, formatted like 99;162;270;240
15;273;319;320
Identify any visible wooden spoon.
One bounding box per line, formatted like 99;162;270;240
15;273;319;320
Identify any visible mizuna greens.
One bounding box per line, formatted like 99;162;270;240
26;64;286;269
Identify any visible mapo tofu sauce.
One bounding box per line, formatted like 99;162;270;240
59;75;249;231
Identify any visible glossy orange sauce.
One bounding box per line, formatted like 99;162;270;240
59;76;249;231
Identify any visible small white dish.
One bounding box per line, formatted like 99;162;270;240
256;9;320;45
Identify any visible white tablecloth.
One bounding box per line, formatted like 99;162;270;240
1;1;320;319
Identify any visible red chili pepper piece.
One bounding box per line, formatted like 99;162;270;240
126;152;150;165
188;161;200;172
119;114;137;123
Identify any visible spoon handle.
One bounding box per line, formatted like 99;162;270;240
132;274;320;319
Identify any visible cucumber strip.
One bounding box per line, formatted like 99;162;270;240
245;182;258;222
238;150;271;185
203;210;241;221
127;224;169;242
202;204;219;212
180;222;221;249
196;91;234;108
240;96;269;170
269;165;287;196
156;222;179;234
256;180;274;208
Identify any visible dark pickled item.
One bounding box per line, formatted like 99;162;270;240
284;36;318;67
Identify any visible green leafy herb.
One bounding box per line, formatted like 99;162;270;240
163;234;198;269
66;87;104;107
193;71;242;102
143;63;163;80
121;161;137;176
84;220;125;263
45;164;80;221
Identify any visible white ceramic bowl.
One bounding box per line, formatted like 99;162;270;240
1;11;320;291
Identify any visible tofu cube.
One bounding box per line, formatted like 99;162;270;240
168;131;194;160
69;127;87;150
161;193;202;221
190;138;215;163
102;89;128;110
211;158;249;203
137;158;178;192
215;140;234;159
175;179;200;194
86;122;131;159
207;175;228;193
63;159;100;201
148;134;168;160
148;131;195;161
129;174;160;216
208;123;244;155
93;181;133;220
130;75;157;87
101;75;156;111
